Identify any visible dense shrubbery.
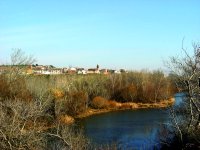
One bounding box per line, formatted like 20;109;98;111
0;49;177;149
0;74;32;101
0;50;90;150
16;71;176;118
113;84;137;103
0;75;11;99
63;91;88;116
0;72;176;149
112;71;176;103
0;70;176;118
24;71;176;110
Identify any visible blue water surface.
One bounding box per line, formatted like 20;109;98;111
79;94;183;149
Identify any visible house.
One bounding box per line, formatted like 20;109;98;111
81;70;87;74
77;68;86;74
107;69;115;74
100;69;109;75
31;64;63;75
87;64;100;74
43;70;51;75
62;68;68;73
87;68;100;74
35;65;46;70
49;68;63;74
120;69;126;73
33;65;45;74
114;70;121;74
67;67;77;74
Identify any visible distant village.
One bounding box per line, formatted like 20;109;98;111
0;64;126;75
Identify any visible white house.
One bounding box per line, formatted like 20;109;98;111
49;68;62;74
114;70;121;74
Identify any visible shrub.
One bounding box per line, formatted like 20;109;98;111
113;84;137;103
51;88;64;100
62;91;88;116
0;75;32;101
11;77;33;101
91;96;109;109
0;75;11;99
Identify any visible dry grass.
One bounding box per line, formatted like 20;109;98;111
51;88;64;100
120;102;138;109
57;115;75;124
107;100;119;108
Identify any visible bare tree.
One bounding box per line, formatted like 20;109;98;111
166;42;200;147
0;48;50;149
10;49;36;66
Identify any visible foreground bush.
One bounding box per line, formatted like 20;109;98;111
0;74;32;101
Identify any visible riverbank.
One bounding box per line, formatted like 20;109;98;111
20;98;175;130
75;98;175;119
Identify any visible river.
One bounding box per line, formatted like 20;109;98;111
78;93;184;149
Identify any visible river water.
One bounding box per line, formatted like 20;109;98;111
78;93;184;149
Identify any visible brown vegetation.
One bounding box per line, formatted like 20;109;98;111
0;49;178;149
0;70;176;149
51;88;65;100
77;98;175;118
0;50;89;150
57;115;75;124
91;96;109;109
64;91;88;116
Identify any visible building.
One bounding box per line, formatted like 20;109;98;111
87;68;100;74
77;68;87;74
67;67;77;74
32;65;63;75
87;65;100;74
62;68;68;73
114;70;121;74
100;69;109;75
49;68;63;74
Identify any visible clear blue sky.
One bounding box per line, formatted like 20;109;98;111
0;0;199;70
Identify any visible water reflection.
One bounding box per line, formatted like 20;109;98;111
78;94;183;149
79;109;170;149
174;93;185;106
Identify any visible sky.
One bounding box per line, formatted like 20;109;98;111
0;0;200;70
